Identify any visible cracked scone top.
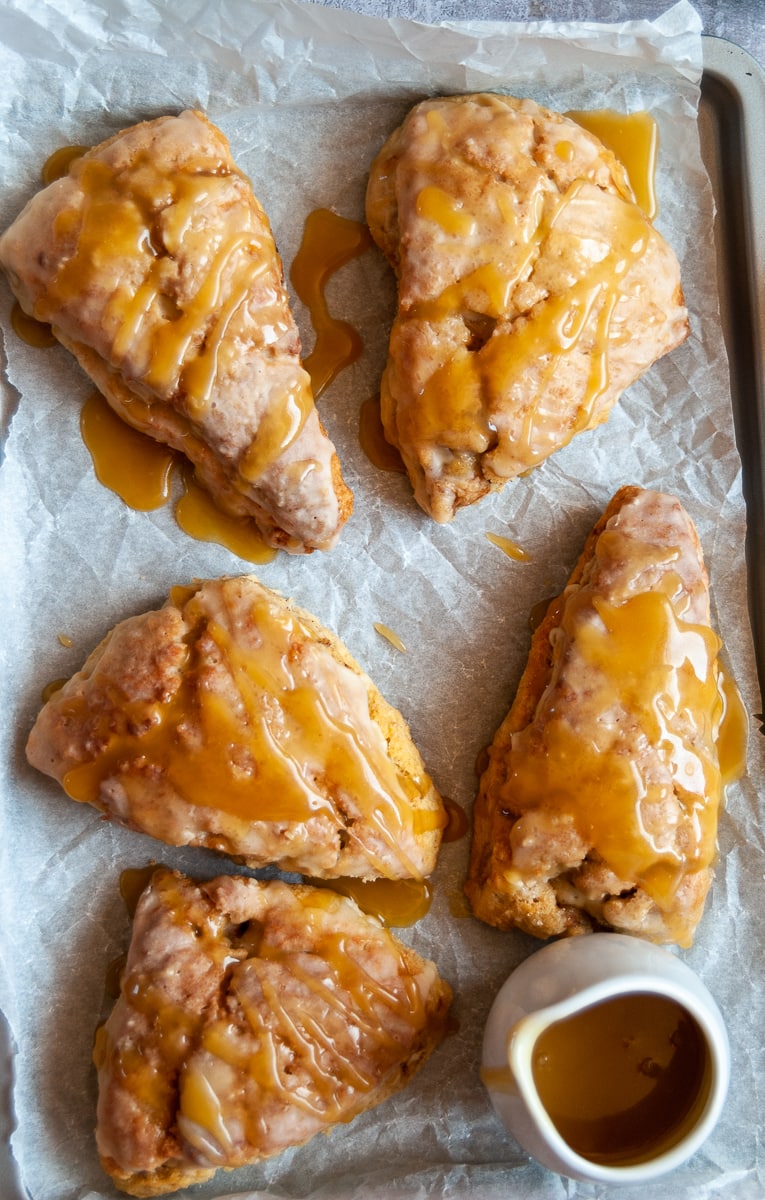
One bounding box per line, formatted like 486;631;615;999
94;869;452;1196
0;109;352;552
464;487;746;948
366;94;689;522
25;576;446;880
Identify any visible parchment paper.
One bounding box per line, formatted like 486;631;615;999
1;2;763;1198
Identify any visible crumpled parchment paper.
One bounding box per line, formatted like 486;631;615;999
1;2;763;1198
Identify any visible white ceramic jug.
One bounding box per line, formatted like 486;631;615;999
482;933;730;1184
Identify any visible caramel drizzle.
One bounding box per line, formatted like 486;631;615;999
401;176;652;469
103;874;432;1163
37;147;308;479
290;208;372;398
504;584;726;923
207;928;424;1136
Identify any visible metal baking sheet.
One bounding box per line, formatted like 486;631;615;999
699;34;765;704
1;29;764;1200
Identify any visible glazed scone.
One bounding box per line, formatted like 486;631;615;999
465;487;740;948
26;576;445;879
366;94;689;522
94;868;452;1197
0;109;352;552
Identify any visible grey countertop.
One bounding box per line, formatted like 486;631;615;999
313;1;765;72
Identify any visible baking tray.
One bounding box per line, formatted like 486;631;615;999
1;30;763;1200
699;35;765;704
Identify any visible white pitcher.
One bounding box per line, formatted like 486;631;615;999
482;933;730;1184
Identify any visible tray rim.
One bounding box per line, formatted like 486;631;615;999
700;33;765;703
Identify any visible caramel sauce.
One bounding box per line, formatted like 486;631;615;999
104;953;127;1000
373;622;406;653
718;667;749;785
41;143;89;185
359;396;406;473
175;471;277;565
10;301;55;348
441;796;469;843
480;1064;515;1094
528;593;559;634
505;588;736;936
448;889;473;919
119;864;163;918
474;744;490;779
76;391;277;558
63;589;435;879
566;110;658;219
238;379;313;483
306;876;432;926
486;531;530;562
80;391;176;511
290;208;372;397
416;185;477;238
530;992;710;1165
41;677;68;703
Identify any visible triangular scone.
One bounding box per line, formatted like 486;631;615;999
94;868;452;1197
465;487;740;948
0;110;352;552
366;95;689;522
26;576;445;879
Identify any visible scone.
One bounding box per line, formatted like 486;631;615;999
465;486;739;947
0;109;352;552
26;576;445;879
94;868;452;1196
366;94;689;522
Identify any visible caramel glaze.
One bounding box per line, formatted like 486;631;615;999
441;796;469;844
80;390;176;511
486;531;530;562
175;468;277;564
373;622;407;652
565;110;658;219
41;677;67;703
41;143;89;185
119;864;165;918
77;391;276;559
290;208;372;397
10;301;56;348
359;396;406;473
305;876;432;927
